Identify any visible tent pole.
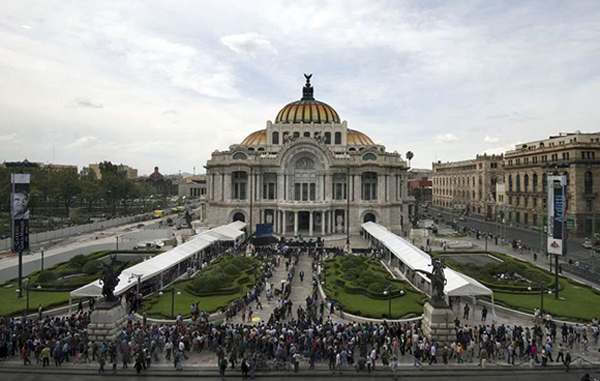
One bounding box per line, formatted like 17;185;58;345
491;293;497;324
68;296;72;315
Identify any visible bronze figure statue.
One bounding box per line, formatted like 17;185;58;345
416;257;447;304
99;255;128;302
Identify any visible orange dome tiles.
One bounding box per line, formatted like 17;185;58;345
275;99;340;124
240;130;267;145
347;129;375;145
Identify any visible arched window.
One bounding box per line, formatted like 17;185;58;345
272;131;279;145
516;175;521;192
293;132;300;138
303;131;310;138
231;171;248;200
542;173;547;193
232;152;247;160
361;172;378;201
334;132;342;144
362;153;377;161
508;175;513;191
363;213;376;223
324;132;331;144
533;173;538;192
524;174;529;192
585;171;593;194
232;212;245;222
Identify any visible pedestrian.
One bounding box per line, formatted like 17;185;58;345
241;358;249;380
41;345;50;367
219;357;228;380
390;356;399;381
564;350;571;372
463;304;470;320
98;353;106;374
481;306;488;322
429;343;437;364
293;352;301;372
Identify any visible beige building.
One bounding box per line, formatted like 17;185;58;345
432;154;503;219
179;175;208;198
89;163;138;180
503;131;600;235
205;75;413;236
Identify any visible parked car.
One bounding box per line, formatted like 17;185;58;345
582;239;593;249
458;216;466;222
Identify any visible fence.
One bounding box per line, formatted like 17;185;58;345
0;214;152;252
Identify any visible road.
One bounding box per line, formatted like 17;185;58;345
0;369;594;381
430;207;593;262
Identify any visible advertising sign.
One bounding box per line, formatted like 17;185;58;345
11;173;30;252
547;175;565;255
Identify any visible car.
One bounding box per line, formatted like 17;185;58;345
582;239;593;249
458;216;466;222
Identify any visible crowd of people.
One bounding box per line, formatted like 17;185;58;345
0;243;598;380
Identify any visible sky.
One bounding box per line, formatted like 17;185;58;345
1;0;599;175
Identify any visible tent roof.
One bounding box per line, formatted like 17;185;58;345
70;221;246;298
361;222;492;297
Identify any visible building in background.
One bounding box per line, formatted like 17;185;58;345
179;175;208;198
503;132;600;235
40;163;78;172
408;168;432;203
89;163;138;180
432;154;503;219
205;75;413;236
138;166;178;196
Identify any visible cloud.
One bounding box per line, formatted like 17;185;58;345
0;133;16;141
73;97;104;109
435;133;459;143
67;136;100;149
221;33;278;56
21;25;31;30
162;109;180;116
484;136;500;143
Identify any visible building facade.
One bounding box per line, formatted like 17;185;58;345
179;176;208;198
503;132;600;235
432;154;503;219
205;75;412;236
89;163;138;180
408;168;432;203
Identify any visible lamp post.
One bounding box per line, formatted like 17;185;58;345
383;287;391;319
128;273;142;295
16;278;34;313
160;287;181;319
40;247;45;271
528;283;553;314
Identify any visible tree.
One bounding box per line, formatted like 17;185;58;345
55;170;81;216
411;187;423;228
406;151;414;167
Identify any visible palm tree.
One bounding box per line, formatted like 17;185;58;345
406;151;414;167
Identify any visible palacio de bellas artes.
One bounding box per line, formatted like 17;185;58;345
205;75;413;238
3;2;600;381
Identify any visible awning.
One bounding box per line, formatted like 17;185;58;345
70;221;246;298
361;222;492;297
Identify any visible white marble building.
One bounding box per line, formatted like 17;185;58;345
205;75;412;237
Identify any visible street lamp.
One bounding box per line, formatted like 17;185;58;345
527;283;553;314
16;278;32;314
159;287;181;319
128;273;143;295
40;247;45;271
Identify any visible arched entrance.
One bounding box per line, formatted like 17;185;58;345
232;212;245;222
363;212;376;223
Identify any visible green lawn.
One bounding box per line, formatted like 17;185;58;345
323;256;425;319
434;250;600;321
0;282;76;316
142;255;259;319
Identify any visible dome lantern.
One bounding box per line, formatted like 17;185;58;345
275;74;340;124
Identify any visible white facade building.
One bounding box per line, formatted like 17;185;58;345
205;75;413;237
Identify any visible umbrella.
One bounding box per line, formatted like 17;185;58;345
252;317;261;322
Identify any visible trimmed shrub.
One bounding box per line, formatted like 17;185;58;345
38;270;58;283
83;260;103;275
223;264;241;276
68;254;89;269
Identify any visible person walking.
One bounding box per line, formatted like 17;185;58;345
219;357;228;380
481;306;488;322
41;345;50;367
241;358;249;380
390;356;399;381
564;350;572;372
429;343;438;364
463;304;470;320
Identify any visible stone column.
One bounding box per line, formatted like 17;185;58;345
329;210;334;234
282;211;287;236
321;211;326;236
309;211;314;237
294;211;298;236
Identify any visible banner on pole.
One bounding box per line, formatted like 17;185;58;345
11;173;30;252
547;175;565;255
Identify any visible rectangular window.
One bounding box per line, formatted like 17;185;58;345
309;183;316;201
533;214;537;226
587;200;593;212
294;183;301;201
524;213;529;225
302;183;308;201
524;197;528;207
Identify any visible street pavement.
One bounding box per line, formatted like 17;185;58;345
430;207;594;262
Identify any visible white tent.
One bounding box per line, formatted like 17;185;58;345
70;221;246;299
361;222;493;298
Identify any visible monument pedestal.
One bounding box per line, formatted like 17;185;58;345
87;300;127;343
422;301;455;345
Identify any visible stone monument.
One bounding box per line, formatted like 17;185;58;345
87;256;128;342
416;258;456;345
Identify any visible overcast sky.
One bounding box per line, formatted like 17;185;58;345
1;0;599;175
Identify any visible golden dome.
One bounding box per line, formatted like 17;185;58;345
347;129;375;145
241;130;267;145
275;74;340;124
240;129;374;146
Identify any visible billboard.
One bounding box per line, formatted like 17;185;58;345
11;173;30;252
547;175;566;255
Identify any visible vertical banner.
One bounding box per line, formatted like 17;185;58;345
11;173;30;252
547;175;565;255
